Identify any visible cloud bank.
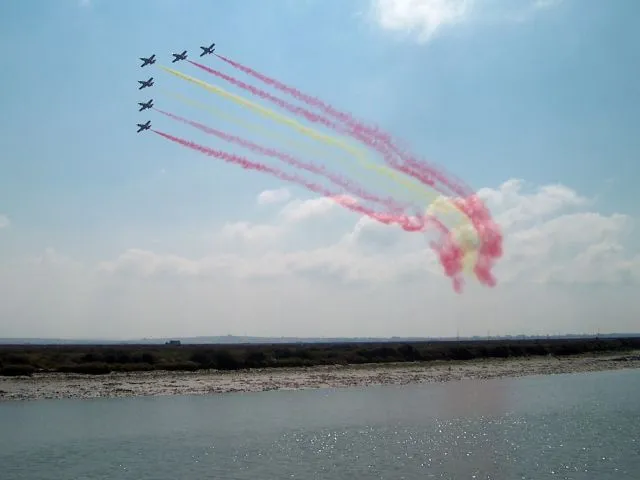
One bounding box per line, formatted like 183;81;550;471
0;178;638;339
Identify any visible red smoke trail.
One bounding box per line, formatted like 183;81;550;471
451;195;503;287
188;61;343;136
208;55;503;288
212;54;473;198
213;54;387;143
187;60;454;197
154;108;410;215
152;130;427;233
152;128;484;291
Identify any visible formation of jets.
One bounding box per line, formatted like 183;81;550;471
136;75;153;132
136;42;215;132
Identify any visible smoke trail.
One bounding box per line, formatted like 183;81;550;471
152;130;428;233
210;55;472;198
427;197;479;276
152;128;483;291
208;55;503;285
163;74;468;233
162;66;448;213
159;67;376;169
185;61;480;254
214;53;384;140
189;61;348;136
156;69;501;288
452;195;502;287
187;61;452;199
155;108;410;214
160;88;335;161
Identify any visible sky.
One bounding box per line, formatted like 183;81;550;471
0;0;638;339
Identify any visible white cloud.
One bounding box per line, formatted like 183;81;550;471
477;179;588;230
0;214;9;229
257;187;291;206
371;0;563;43
1;178;639;339
218;221;283;245
279;197;338;223
372;0;473;42
28;247;82;269
279;195;357;223
91;179;640;289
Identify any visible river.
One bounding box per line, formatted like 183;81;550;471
2;369;638;479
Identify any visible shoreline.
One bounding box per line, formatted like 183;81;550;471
1;351;639;402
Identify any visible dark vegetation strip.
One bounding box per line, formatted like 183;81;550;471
1;337;639;376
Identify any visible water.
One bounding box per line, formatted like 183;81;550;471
1;369;639;479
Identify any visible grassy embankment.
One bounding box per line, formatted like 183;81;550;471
1;337;639;376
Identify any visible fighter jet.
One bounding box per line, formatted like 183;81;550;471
199;43;216;57
138;77;154;90
171;50;188;63
138;99;153;112
139;54;156;67
136;120;151;133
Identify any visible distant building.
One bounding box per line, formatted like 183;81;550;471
165;340;181;346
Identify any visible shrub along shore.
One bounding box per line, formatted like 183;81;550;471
1;337;639;377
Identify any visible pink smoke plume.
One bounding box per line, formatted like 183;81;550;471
184;58;503;288
152;130;427;234
212;54;473;198
154;108;410;215
188;60;454;198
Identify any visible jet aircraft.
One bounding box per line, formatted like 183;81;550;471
139;54;156;67
138;77;154;90
137;120;151;133
171;50;188;63
199;43;216;57
138;99;153;112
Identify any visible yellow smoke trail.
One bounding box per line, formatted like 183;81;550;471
159;88;339;162
426;196;479;275
160;65;443;207
456;226;480;275
164;89;408;218
427;195;470;229
161;66;479;274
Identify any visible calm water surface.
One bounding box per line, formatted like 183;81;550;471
1;369;639;479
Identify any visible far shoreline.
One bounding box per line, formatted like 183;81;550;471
1;350;638;402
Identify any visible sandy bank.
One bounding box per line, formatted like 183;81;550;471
1;351;639;402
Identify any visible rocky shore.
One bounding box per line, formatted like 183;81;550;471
1;351;639;402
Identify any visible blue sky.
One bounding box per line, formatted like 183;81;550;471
0;0;638;338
